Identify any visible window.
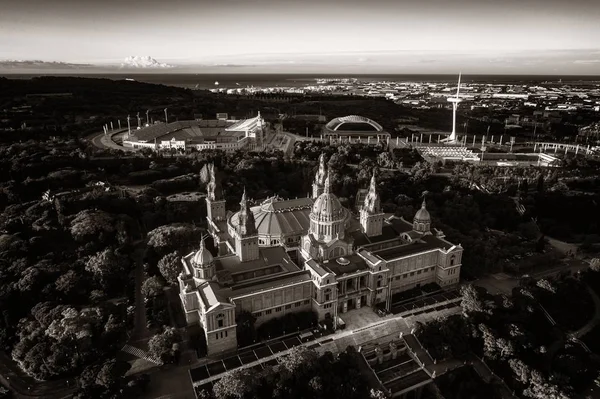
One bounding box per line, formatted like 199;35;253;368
377;275;383;288
403;274;407;279
255;311;263;317
276;307;282;312
225;331;228;337
285;304;292;309
216;313;225;328
417;270;422;275
266;309;272;315
215;333;219;340
295;302;301;307
410;272;415;276
303;300;310;305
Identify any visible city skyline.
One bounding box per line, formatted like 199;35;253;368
1;0;600;74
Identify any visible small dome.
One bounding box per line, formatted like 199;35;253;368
192;239;213;267
414;199;431;222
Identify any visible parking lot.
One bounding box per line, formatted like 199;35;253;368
390;289;461;315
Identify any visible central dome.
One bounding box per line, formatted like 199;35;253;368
311;192;345;222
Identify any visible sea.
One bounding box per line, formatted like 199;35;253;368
3;73;600;90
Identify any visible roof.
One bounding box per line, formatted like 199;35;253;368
305;258;331;277
325;115;384;132
227;271;312;298
322;253;369;276
198;282;232;311
373;240;440;261
351;225;400;247
226;114;263;132
229;197;313;237
421;234;455;251
386;216;415;234
215;246;300;286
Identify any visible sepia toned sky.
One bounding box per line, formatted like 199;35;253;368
1;0;599;74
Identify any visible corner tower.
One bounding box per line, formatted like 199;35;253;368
312;153;327;199
191;236;216;281
413;198;431;234
235;189;260;262
360;172;384;237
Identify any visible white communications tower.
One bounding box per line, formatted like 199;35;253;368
442;73;462;144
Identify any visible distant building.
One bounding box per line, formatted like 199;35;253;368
322;115;390;144
178;157;463;355
123;113;266;152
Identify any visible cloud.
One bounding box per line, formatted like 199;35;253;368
573;59;600;64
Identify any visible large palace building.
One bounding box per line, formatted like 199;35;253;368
178;156;463;354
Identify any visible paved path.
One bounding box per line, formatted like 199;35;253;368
130;243;151;343
0;352;75;399
572;285;600;339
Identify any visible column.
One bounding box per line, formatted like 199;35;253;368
472;135;476;146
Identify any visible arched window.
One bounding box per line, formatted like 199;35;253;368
377;275;383;288
450;255;456;266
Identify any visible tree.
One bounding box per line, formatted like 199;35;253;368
158;251;182;284
212;368;255;399
460;285;493;316
70;210;115;243
55;269;84;297
85;248;126;279
142;276;164;298
278;346;318;375
147;326;179;363
95;359;131;389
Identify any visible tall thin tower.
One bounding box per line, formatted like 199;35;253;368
443;73;462;143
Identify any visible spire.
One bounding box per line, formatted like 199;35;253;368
207;164;223;201
369;170;377;193
240;187;247;206
315;153;327;185
363;170;380;213
421;198;427;209
324;172;331;194
237;188;257;236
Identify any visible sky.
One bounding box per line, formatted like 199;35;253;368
1;0;600;74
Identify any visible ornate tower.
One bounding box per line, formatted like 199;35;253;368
206;164;226;222
312;153;327;199
235;189;260;262
191;236;216;281
413;198;431;234
360;171;384;237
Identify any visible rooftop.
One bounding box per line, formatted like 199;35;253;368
323;253;369;276
215;246;300;286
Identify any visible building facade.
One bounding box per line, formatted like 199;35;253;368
178;156;462;355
